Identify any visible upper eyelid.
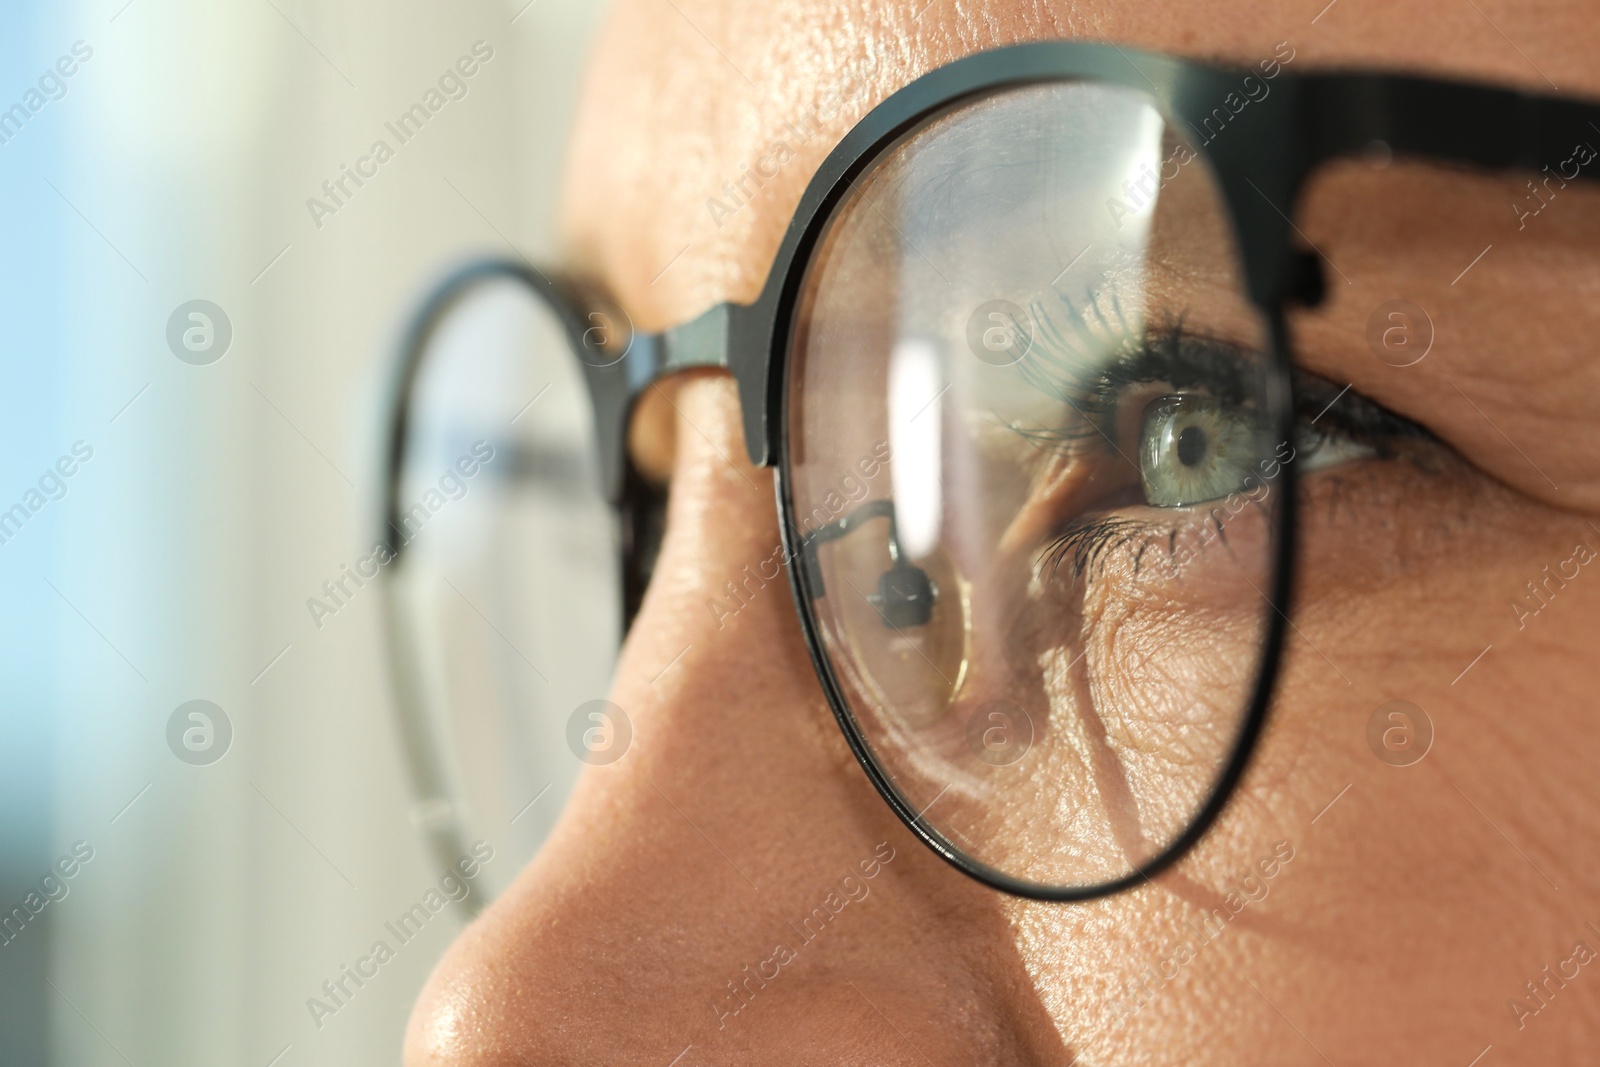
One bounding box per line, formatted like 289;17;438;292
1022;294;1259;410
1016;293;1432;453
1291;371;1435;449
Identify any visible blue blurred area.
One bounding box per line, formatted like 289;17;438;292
0;2;68;1062
0;0;606;1060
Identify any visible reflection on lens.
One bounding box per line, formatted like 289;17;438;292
786;83;1283;893
392;276;618;901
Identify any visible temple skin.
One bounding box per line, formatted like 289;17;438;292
407;1;1600;1063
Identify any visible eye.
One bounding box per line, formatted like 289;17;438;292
1137;394;1264;507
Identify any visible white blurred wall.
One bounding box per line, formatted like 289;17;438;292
0;1;608;1063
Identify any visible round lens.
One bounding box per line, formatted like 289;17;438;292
391;274;619;901
785;82;1286;894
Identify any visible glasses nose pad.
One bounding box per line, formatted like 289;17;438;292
855;543;969;729
869;561;937;628
802;502;972;729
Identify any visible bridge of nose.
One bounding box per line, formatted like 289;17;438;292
405;375;1066;1066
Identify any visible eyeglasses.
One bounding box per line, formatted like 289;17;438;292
379;40;1600;904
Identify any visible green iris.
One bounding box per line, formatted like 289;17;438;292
1138;395;1262;507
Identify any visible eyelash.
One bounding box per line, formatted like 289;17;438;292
1016;290;1433;583
1039;514;1186;582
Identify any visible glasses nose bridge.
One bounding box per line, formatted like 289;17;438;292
593;301;773;502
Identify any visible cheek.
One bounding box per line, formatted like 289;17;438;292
1006;453;1600;1062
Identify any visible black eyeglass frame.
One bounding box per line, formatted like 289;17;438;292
380;39;1600;903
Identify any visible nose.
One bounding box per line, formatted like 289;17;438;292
404;375;1066;1065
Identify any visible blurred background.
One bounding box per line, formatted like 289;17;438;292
0;0;611;1062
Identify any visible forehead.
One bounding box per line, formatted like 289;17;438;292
561;0;1600;510
560;0;1598;328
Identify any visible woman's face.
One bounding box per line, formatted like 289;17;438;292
406;2;1600;1063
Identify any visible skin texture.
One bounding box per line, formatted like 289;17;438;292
407;1;1600;1063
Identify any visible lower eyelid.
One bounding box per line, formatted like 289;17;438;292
1297;432;1377;475
1039;516;1163;583
1041;491;1278;587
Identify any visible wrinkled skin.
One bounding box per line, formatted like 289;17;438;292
406;1;1600;1063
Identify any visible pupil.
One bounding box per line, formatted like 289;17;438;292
1176;425;1207;468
